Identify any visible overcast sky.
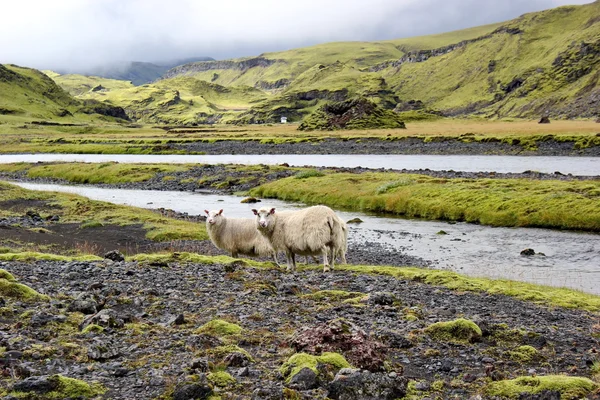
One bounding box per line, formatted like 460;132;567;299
0;0;593;72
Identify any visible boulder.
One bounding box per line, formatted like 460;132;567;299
327;369;408;400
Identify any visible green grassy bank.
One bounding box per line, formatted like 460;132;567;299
250;172;600;231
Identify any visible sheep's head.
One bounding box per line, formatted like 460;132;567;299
205;209;224;226
252;207;275;230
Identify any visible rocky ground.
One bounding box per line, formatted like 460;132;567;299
166;137;600;156
1;254;599;399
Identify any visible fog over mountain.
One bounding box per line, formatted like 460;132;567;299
0;0;592;73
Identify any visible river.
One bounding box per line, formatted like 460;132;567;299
10;181;600;295
1;154;599;176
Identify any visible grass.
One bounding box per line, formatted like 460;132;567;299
0;181;207;242
250;171;600;231
24;162;189;184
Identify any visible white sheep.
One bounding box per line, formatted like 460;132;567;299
252;205;344;272
204;209;279;265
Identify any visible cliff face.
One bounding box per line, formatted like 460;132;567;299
161;57;278;79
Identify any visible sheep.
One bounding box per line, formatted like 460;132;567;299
252;205;345;272
305;216;347;265
204;209;279;265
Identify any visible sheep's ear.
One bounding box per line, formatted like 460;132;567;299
218;209;223;215
252;209;258;215
269;208;276;215
204;210;209;215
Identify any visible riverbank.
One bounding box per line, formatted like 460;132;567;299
0;254;598;399
2;162;599;231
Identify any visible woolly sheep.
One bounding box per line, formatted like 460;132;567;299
204;209;279;265
252;205;344;272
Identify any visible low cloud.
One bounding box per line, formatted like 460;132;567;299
0;0;592;72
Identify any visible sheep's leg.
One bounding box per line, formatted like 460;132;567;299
321;247;330;272
272;252;282;268
339;249;347;265
329;245;336;271
285;251;296;272
232;251;238;258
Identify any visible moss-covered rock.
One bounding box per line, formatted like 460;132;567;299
207;371;236;387
298;98;406;131
0;269;16;281
280;352;351;383
507;345;540;362
424;318;482;344
194;319;243;336
484;375;597;399
11;374;106;399
0;278;49;302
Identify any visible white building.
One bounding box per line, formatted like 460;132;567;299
280;116;287;124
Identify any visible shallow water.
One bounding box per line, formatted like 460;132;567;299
1;153;599;176
10;181;600;295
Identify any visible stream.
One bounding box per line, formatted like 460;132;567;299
1;153;599;176
10;181;600;295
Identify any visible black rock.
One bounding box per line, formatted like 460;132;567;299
104;250;125;262
224;351;252;367
520;248;535;256
12;375;58;394
327;369;407;400
68;293;98;315
173;377;212;400
518;390;561;400
252;385;285;399
369;292;396;306
190;358;209;372
168;314;186;326
288;367;319;390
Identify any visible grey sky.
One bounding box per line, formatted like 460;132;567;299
0;0;593;72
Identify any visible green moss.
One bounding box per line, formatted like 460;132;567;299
81;324;104;334
204;344;254;362
302;290;366;303
280;352;351;383
207;371;236;387
194;319;242;336
0;278;49;301
0;252;102;262
507;345;540;362
424;318;482;344
0;269;16;281
10;374;106;399
484;375;597;399
80;220;104;229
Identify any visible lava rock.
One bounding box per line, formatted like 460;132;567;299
104;250;125;262
288;367;319;390
520;248;536;256
172;376;212;400
327;369;408;400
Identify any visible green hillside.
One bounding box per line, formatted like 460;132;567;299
0;65;130;123
47;1;600;125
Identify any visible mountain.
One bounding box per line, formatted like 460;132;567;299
0;64;129;122
75;57;215;86
50;1;600;124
